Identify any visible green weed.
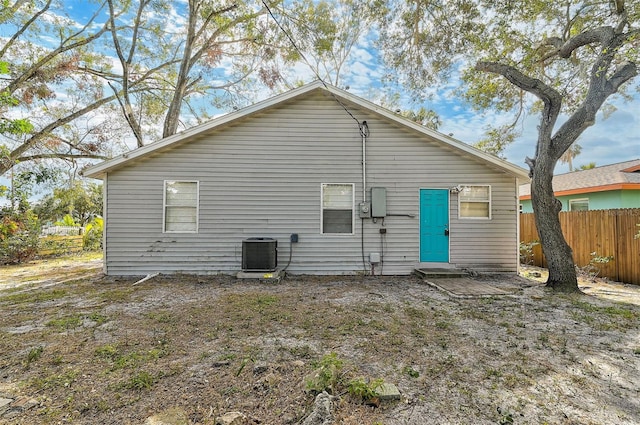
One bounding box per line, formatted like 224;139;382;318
485;368;503;378
285;344;314;359
46;315;82;330
403;306;427;319
96;343;168;371
347;377;384;400
95;344;119;360
403;365;420;378
124;371;156;391
0;288;68;304
25;346;44;367
306;352;344;394
88;312;108;325
30;368;79;391
146;311;176;324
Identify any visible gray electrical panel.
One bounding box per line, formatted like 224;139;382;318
371;187;387;218
358;202;371;219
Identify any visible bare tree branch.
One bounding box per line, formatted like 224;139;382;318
2;94;117;175
18;153;110;162
475;61;563;150
0;0;53;59
6;1;112;95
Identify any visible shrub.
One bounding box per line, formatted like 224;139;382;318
347;377;384;400
83;216;103;251
576;252;614;281
306;352;344;394
0;209;40;264
39;235;83;257
519;240;539;265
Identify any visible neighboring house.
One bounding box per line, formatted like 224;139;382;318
519;159;640;213
83;82;529;276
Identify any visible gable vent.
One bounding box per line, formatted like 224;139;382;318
242;238;277;271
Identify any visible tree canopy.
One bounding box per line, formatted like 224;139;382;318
377;0;639;291
0;0;288;178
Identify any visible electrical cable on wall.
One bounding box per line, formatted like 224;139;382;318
282;238;294;273
261;0;363;130
380;229;386;276
262;0;372;275
361;219;366;274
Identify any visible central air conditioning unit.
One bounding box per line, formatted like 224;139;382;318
242;237;277;271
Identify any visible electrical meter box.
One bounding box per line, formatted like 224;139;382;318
371;187;387;218
359;202;371;219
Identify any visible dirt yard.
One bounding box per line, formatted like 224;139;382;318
1;256;639;424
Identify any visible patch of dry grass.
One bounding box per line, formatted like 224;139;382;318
0;259;639;424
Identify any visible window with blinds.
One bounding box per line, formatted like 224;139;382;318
459;185;491;219
164;181;199;232
321;183;354;234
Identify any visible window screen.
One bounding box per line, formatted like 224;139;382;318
321;183;354;234
164;181;199;232
459;185;491;219
569;198;589;211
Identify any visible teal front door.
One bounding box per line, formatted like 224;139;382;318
420;189;449;262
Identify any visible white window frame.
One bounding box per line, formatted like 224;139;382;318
163;180;199;233
458;185;492;220
320;183;355;235
569;198;589;211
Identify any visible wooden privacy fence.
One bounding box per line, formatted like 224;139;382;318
520;209;640;285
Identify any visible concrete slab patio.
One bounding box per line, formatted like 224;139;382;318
422;277;526;298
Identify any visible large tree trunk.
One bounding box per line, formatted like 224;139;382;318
530;154;579;292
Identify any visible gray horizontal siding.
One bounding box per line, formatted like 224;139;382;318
104;91;519;275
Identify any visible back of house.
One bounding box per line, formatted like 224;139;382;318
84;83;529;276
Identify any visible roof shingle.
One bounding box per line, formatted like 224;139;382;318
519;159;640;197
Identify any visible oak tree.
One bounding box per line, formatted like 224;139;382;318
1;0;284;175
378;0;639;291
0;0;124;177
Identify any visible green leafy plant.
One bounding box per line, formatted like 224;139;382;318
46;315;83;330
25;346;44;367
30;369;78;391
347;377;384;400
519;240;539;265
83;216;103;251
403;365;420;378
125;371;155;390
88;312;108;325
305;352;344;394
54;214;79;227
576;252;614;282
95;344;119;361
235;356;254;377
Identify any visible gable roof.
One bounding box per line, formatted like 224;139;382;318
519;159;640;199
83;81;529;180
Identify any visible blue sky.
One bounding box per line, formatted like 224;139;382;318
438;94;640;174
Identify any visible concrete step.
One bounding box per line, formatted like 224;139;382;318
414;268;469;279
